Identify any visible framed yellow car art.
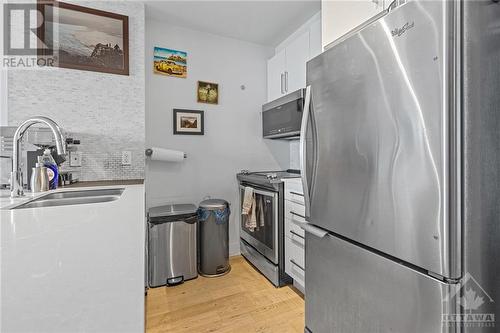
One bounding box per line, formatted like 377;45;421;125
153;47;187;78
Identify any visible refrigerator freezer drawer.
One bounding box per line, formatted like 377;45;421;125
305;233;457;333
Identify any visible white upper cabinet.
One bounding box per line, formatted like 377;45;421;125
321;0;386;49
267;49;286;102
284;31;310;95
267;13;322;102
309;18;323;59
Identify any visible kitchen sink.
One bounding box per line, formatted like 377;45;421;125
12;188;124;209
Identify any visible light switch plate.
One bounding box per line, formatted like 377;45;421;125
69;151;82;167
121;151;132;166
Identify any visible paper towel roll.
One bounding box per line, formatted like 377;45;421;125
147;147;185;162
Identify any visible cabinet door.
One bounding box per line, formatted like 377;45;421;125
321;0;383;48
284;30;309;93
267;49;286;101
309;18;323;59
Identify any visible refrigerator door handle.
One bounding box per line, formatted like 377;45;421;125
300;85;312;218
298;222;328;238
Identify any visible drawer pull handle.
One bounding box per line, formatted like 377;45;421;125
290;230;305;240
290;191;304;197
290;259;305;271
290;211;306;219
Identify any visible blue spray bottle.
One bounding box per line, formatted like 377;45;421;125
40;149;59;189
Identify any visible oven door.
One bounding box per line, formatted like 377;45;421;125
239;185;279;264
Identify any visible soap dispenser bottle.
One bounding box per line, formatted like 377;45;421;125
30;163;49;193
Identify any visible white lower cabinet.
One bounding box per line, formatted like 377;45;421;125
285;235;305;291
283;178;305;293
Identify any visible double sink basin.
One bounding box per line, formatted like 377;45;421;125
12;188;124;209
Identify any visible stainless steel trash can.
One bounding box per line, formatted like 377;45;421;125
148;204;198;287
198;199;231;277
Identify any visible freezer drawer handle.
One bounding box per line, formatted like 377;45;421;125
299;222;328;238
290;259;305;271
290;230;305;240
290;211;306;219
289;191;304;197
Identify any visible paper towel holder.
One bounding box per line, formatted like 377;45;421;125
145;148;187;159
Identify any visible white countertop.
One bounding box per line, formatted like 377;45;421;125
0;183;145;332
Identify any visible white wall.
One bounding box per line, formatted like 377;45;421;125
146;20;290;255
7;1;145;181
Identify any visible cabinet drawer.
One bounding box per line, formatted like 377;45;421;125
285;217;305;243
284;179;304;204
285;201;306;223
285;237;305;285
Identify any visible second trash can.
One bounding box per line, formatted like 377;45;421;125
197;199;231;277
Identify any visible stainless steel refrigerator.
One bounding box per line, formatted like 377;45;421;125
300;1;500;332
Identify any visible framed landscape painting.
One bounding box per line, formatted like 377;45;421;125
38;1;129;75
154;47;187;78
173;109;204;135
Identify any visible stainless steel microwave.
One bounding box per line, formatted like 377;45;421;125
262;89;305;139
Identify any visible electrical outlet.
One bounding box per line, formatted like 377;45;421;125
121;151;132;166
69;151;82;167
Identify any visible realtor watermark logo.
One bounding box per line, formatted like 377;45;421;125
443;273;495;329
2;2;56;68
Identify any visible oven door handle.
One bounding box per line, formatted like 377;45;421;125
239;185;277;198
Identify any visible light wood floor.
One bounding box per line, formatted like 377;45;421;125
146;256;305;333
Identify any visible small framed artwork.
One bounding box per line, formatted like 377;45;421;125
197;81;219;105
153;47;187;78
173;109;204;135
37;0;129;75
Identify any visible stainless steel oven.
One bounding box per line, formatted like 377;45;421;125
239;185;278;264
237;170;299;287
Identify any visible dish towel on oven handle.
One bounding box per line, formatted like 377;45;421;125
242;186;253;214
242;186;257;231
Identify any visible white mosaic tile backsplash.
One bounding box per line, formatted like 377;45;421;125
7;1;145;181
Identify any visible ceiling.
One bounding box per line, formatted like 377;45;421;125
145;1;321;47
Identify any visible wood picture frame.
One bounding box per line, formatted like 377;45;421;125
197;81;219;105
173;109;204;135
37;0;129;75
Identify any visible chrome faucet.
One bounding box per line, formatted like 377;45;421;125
11;116;66;198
